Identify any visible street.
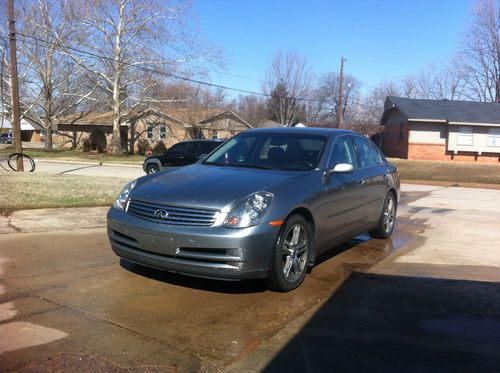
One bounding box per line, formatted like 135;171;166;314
33;160;144;179
1;184;500;371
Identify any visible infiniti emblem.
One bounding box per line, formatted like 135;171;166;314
154;209;169;219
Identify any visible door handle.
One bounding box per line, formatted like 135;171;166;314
357;179;365;185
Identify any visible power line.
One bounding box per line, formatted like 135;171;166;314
13;32;380;109
16;32;273;97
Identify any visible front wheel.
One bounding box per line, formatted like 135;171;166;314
369;192;397;239
268;215;311;292
146;164;160;174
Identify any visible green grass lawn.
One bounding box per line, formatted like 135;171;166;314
391;158;500;185
0;146;145;164
0;171;129;213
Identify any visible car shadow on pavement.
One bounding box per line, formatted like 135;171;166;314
119;259;269;294
263;272;500;373
313;235;370;267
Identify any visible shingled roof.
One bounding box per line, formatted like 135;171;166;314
383;96;500;124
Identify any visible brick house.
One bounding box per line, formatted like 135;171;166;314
54;108;252;152
381;96;500;162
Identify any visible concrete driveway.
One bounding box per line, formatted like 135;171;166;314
1;184;499;372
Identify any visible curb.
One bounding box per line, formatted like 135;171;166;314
401;179;500;190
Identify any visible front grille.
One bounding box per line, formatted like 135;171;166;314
127;199;219;226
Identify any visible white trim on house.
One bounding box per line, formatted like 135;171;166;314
448;121;500;127
408;118;447;123
408;118;500;127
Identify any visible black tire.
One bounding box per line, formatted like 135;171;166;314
8;153;36;172
146;164;160;174
369;192;397;239
268;215;312;292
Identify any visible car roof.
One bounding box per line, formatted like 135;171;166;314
245;127;357;138
182;139;223;143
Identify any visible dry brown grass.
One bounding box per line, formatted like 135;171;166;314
391;159;500;185
0;171;129;212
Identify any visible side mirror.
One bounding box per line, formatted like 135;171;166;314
328;163;354;174
198;153;208;163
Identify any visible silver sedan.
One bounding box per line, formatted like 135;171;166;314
107;128;400;291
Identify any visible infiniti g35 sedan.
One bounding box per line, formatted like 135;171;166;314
107;128;400;292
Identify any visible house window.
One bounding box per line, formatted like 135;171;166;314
147;125;154;139
457;126;473;146
211;130;219;139
487;128;500;147
159;125;166;140
399;123;404;139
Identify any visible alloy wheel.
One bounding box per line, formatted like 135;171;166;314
281;224;308;282
383;196;395;233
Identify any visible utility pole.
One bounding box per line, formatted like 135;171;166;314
337;56;345;129
7;0;23;171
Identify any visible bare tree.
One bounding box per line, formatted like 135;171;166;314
460;0;500;102
15;0;97;150
359;80;401;127
263;51;311;126
64;0;207;154
401;65;466;100
230;94;267;126
310;72;361;127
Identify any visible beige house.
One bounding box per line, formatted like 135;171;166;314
53;108;252;152
381;96;500;162
0;112;44;142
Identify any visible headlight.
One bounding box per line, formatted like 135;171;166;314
224;192;274;228
112;180;137;210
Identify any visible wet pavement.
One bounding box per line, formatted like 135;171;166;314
1;184;499;372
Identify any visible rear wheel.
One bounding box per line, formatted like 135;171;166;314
146;164;160;174
268;215;311;292
369;192;397;239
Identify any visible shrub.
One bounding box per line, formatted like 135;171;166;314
97;143;106;153
152;141;167;155
137;138;149;155
81;137;91;152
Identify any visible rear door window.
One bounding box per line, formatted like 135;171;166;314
198;141;220;155
351;136;381;168
169;142;187;155
184;142;197;157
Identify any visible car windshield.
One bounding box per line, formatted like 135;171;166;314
203;133;327;171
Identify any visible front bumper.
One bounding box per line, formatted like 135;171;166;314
107;208;279;280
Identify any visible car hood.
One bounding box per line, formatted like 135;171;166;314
130;163;305;210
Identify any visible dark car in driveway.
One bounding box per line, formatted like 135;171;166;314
142;139;223;174
0;133;12;144
108;128;400;291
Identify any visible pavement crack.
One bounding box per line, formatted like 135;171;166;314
0;306;60;325
5;213;21;233
32;294;212;363
3;262;117;281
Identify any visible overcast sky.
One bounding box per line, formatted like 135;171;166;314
194;0;473;96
